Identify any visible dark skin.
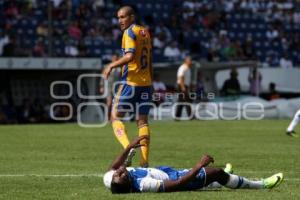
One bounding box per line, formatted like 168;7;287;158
163;154;214;192
109;136;147;171
109;136;230;192
109;136;148;184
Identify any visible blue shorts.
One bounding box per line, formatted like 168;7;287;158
113;84;153;115
156;166;207;191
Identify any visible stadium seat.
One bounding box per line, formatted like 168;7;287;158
255;32;262;38
250;23;257;29
235;14;241;20
241;23;247;29
232;23;238;29
17;28;23;34
229;32;236;38
255;41;261;47
155;3;161;9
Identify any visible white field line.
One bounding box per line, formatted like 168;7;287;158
0;174;103;177
0;172;300;181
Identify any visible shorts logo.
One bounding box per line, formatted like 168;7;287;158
116;128;124;136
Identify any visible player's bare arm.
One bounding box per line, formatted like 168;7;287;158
178;76;186;93
103;52;134;80
109;136;149;170
163;155;214;192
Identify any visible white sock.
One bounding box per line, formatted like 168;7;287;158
225;174;264;189
287;109;300;132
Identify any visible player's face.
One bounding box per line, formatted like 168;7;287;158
117;10;133;31
185;57;192;66
112;166;130;184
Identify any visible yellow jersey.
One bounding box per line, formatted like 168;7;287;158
121;24;152;86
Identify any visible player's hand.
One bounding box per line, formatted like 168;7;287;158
99;87;104;94
198;155;214;167
181;86;187;93
129;136;149;149
103;65;112;80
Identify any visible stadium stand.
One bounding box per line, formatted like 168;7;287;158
1;0;300;124
1;0;300;65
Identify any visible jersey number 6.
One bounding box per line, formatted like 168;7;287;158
140;47;148;69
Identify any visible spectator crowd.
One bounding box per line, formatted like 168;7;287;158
0;0;299;66
0;0;299;124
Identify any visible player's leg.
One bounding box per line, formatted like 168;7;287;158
106;95;113;121
185;94;193;119
175;94;184;119
204;167;229;187
137;115;150;167
286;109;300;137
111;112;129;148
204;167;283;189
111;84;131;149
136;86;153;167
204;164;233;189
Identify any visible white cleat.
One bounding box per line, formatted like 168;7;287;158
125;148;136;167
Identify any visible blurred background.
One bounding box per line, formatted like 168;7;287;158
0;0;300;124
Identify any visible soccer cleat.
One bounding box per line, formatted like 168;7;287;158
286;131;298;138
124;148;136;167
140;163;149;168
263;173;284;189
224;163;233;174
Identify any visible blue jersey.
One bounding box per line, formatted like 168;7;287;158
127;166;207;192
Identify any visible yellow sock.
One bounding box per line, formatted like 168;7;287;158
138;125;150;167
112;120;130;149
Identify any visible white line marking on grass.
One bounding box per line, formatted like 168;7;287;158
0;174;104;177
0;174;300;182
238;171;300;174
287;179;300;181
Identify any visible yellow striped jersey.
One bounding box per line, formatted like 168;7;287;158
121;24;152;86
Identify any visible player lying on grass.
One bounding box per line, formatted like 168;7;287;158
103;136;283;193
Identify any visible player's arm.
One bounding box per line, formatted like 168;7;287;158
103;52;134;80
162;155;214;192
104;29;137;79
108;136;148;170
178;76;186;93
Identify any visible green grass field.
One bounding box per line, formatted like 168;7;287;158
0;120;299;200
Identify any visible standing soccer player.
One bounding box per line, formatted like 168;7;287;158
103;6;152;167
175;56;193;120
286;109;300;137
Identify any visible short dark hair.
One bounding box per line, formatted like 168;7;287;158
110;181;132;194
118;6;135;17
